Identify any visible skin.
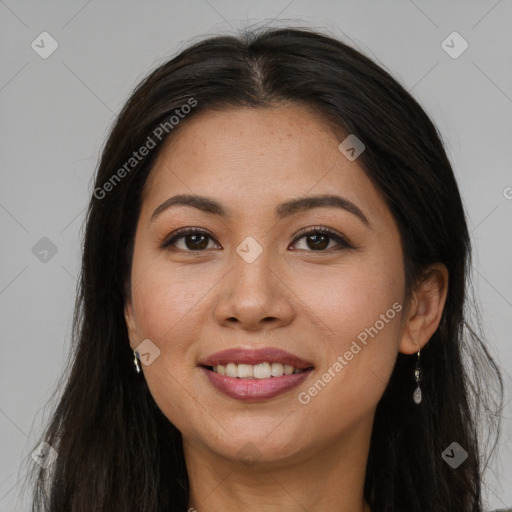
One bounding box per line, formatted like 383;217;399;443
124;104;449;512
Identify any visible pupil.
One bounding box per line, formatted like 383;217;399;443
187;234;208;250
308;234;328;250
183;233;330;251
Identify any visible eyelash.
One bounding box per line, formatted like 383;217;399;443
160;226;353;253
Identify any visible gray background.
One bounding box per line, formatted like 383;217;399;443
1;0;511;510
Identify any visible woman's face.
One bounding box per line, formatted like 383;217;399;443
125;104;408;466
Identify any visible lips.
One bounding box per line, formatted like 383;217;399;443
202;366;312;401
198;347;315;401
198;347;315;370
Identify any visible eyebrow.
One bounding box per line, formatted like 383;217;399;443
150;193;370;227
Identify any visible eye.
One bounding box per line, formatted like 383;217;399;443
160;227;220;252
290;226;352;252
160;226;352;253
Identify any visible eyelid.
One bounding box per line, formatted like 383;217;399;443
290;225;352;249
159;226;218;249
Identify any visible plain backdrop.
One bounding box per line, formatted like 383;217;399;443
1;1;511;510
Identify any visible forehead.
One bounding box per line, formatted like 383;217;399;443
141;105;392;227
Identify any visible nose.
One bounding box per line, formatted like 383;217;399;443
213;244;295;332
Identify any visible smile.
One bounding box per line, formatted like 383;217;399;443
208;362;308;378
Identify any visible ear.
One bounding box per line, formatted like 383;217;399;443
124;297;138;352
398;263;449;355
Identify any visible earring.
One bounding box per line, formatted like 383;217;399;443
133;350;141;374
413;350;422;404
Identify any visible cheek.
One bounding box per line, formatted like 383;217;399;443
292;253;404;408
130;258;207;431
130;254;209;343
295;254;404;345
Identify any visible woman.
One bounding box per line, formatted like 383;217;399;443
23;26;505;511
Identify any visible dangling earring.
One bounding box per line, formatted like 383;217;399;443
413;350;422;404
133;350;141;374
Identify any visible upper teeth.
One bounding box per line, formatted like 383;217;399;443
212;362;306;379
